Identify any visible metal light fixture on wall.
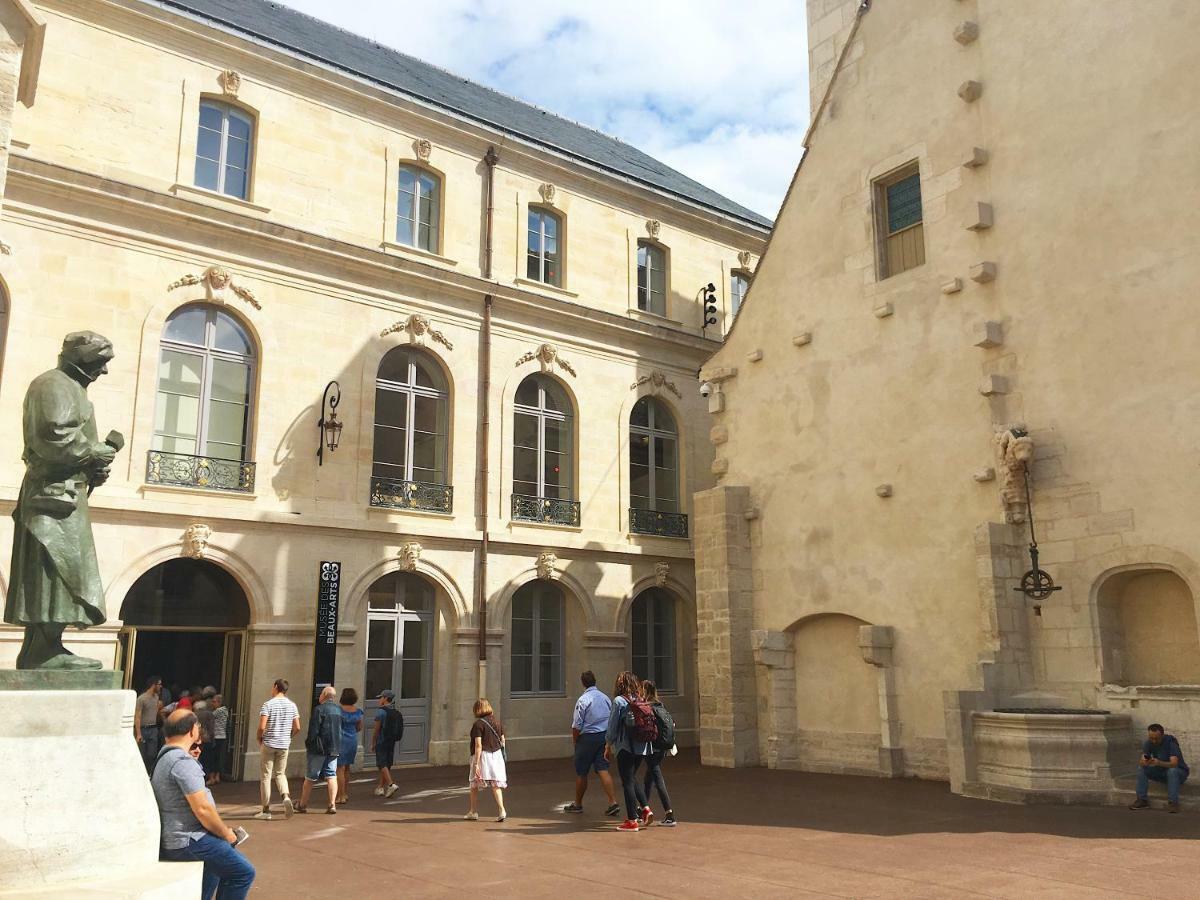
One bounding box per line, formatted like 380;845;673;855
318;380;343;466
701;282;718;328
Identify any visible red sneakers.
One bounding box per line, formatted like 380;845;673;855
617;819;640;831
641;807;655;827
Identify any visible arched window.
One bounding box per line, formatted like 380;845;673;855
370;347;451;512
512;374;578;525
637;242;667;316
628;396;686;537
150;304;255;492
526;207;562;286
511;580;564;694
397;165;441;253
631;588;676;692
194;99;254;200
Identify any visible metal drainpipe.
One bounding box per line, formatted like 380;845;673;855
477;146;498;696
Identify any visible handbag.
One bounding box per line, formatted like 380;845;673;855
481;717;507;763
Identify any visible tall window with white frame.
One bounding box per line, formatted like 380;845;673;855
510;581;564;695
396;165;441;253
875;162;925;279
527;207;562;287
149;304;255;492
730;270;751;316
194;99;254;201
637;242;667;316
370;347;451;513
629;396;687;538
631;588;677;692
512;374;579;526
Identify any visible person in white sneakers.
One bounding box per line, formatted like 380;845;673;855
371;689;403;799
255;677;300;820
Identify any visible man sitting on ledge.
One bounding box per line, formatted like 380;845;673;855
1130;723;1189;814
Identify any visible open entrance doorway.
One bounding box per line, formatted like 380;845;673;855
118;559;250;778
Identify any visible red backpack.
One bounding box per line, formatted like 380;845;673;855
623;696;660;744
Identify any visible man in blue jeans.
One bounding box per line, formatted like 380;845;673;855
1130;723;1189;813
563;671;620;816
152;709;255;898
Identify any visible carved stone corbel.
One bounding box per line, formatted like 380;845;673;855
182;523;213;559
536;550;559;581
379;313;454;350
630;370;682;398
168;265;261;310
398;542;422;572
516;343;576;377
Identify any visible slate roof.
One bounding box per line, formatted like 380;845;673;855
150;0;773;229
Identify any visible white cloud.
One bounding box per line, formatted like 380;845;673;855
274;0;808;218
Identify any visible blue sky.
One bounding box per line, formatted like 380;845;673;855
275;1;810;219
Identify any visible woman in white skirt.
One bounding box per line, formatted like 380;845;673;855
465;697;508;822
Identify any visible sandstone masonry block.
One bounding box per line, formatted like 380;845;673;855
973;320;1003;348
958;80;983;102
970;261;997;282
954;21;980;45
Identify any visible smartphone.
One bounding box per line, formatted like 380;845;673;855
233;826;250;847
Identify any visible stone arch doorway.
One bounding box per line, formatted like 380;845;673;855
118;558;251;777
362;571;438;765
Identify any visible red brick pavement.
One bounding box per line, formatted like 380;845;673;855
210;752;1200;898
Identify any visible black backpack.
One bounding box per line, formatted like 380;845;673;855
651;702;676;751
381;706;405;745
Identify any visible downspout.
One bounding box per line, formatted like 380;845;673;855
477;145;498;696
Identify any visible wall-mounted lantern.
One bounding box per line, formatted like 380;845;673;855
318;380;342;466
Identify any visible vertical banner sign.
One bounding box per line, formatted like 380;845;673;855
312;561;341;706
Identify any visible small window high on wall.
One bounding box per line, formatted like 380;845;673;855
397;165;441;253
874;162;924;279
194;99;254;200
637;242;667;316
730;271;751;316
527;207;562;286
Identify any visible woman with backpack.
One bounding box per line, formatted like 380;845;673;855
604;671;653;831
640;681;677;827
465;698;507;822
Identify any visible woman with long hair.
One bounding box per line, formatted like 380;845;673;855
465;698;507;822
336;687;363;805
604;671;651;831
639;680;677;826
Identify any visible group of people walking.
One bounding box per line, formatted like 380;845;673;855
146;669;680;897
135;676;229;786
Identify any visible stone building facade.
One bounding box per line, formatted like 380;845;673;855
0;0;768;776
696;0;1200;800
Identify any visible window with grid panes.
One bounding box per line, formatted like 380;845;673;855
513;374;573;501
194;100;254;200
373;347;449;487
637;242;667;316
730;271;751;315
527;208;563;286
876;164;925;278
631;588;676;692
397;166;441;253
629;396;679;513
153;304;255;462
510;581;564;694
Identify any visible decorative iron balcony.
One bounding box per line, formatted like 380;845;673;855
369;476;453;514
512;493;581;527
629;507;689;538
146;450;255;493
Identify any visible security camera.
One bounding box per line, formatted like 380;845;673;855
699;381;713;398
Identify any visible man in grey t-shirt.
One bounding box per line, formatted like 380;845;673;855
152;709;255;899
134;675;163;773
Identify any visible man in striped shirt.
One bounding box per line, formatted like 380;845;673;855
255;678;300;821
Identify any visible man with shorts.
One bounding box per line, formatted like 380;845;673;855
564;671;620;816
298;685;341;814
372;689;401;799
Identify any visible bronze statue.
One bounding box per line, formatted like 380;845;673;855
5;332;124;669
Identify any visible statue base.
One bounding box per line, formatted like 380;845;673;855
0;687;202;896
0;669;123;691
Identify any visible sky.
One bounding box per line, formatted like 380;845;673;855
274;0;810;220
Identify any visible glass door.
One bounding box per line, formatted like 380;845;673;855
363;609;432;765
221;630;247;780
116;628;136;689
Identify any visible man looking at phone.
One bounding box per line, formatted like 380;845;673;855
152;709;256;897
1130;723;1189;813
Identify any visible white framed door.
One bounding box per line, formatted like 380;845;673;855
363;573;434;765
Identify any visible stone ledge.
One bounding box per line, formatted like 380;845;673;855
0;669;123;691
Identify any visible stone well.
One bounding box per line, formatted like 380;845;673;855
964;709;1133;804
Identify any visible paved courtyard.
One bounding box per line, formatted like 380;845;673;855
209;752;1200;898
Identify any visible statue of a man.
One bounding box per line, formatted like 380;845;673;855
5;332;124;669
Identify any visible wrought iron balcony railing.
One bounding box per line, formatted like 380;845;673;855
146;450;255;493
369;476;453;514
511;493;581;527
629;507;689;538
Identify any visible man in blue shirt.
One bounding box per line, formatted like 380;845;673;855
1130;723;1189;813
563;671;620;816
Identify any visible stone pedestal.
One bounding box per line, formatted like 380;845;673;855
0;687;201;896
964;710;1133;804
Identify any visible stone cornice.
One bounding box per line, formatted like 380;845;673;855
6;155;720;359
51;0;770;243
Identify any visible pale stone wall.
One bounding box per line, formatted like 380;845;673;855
697;0;1200;789
0;0;763;773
